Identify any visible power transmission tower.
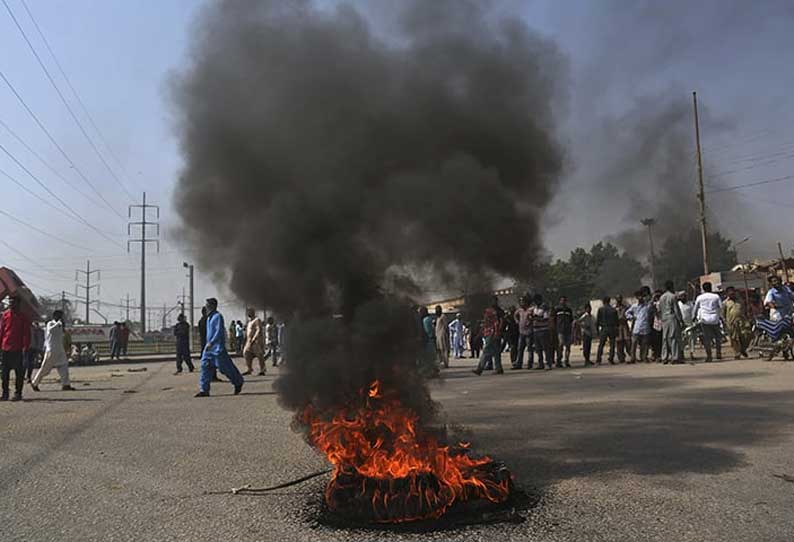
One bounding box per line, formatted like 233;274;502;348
75;260;100;323
693;91;710;275
128;192;159;333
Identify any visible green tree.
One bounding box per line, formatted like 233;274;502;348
655;229;737;288
529;243;645;308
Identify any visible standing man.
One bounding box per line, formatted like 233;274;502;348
173;314;194;374
532;294;553;370
659;281;684;364
723;286;751;359
555;296;573;368
615;294;631;363
242;308;266;376
235;321;245;356
678;293;696;359
512;296;534;369
109;322;121;360
120;322;130;357
263;316;280;367
764;275;794;320
578;304;597;366
626;290;653;364
596;296;618;365
434;306;450;369
24;321;44;383
31;310;74;391
0;295;31;401
693;282;723;363
471;306;503;375
448;313;465;359
195;298;244;397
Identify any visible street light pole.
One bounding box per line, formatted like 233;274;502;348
183;262;195;346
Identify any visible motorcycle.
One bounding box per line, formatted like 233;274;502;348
749;316;794;361
682;321;728;359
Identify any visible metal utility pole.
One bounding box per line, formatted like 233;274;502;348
693;91;710;275
128;192;159;334
121;294;135;322
178;288;187;316
778;242;789;282
183;262;194;343
61;291;66;312
641;218;657;289
75;260;100;323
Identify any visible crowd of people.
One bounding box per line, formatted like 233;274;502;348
418;274;794;377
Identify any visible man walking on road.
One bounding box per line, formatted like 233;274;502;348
694;282;723;363
195;298;244;397
659;281;684;364
1;295;31;401
173;314;194;374
31;310;74;391
596;296;618;365
242;308;266;376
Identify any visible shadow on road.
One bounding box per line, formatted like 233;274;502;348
455;380;792;489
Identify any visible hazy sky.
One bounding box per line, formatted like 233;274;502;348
1;0;793;325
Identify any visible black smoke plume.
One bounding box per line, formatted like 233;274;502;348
171;0;565;423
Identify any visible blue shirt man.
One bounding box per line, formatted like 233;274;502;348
196;298;244;397
627;300;653;336
764;276;794;319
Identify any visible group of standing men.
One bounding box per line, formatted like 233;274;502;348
108;321;130;360
466;277;762;377
1;295;74;401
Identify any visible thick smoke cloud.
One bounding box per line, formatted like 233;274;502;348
545;0;794;262
171;0;565;420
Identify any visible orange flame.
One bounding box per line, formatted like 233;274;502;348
303;379;510;522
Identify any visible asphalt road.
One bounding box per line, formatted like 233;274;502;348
1;351;793;542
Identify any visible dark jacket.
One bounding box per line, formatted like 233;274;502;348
596;305;619;332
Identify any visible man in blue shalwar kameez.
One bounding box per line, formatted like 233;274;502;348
195;298;244;397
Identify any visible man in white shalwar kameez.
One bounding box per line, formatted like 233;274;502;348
31;310;74;391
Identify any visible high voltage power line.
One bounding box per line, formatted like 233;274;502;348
0;70;124;219
18;0;142;195
0;207;92;250
0;117;115;215
1;0;136;202
0;145;124;247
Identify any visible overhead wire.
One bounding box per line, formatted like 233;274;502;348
0;143;124;247
1;0;136;202
0;207;92;250
0;117;119;216
18;0;142;194
706;174;794;194
0;70;125;219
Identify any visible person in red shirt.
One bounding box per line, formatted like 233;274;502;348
0;295;32;401
471;306;504;375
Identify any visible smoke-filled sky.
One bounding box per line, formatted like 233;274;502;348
1;0;793;318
